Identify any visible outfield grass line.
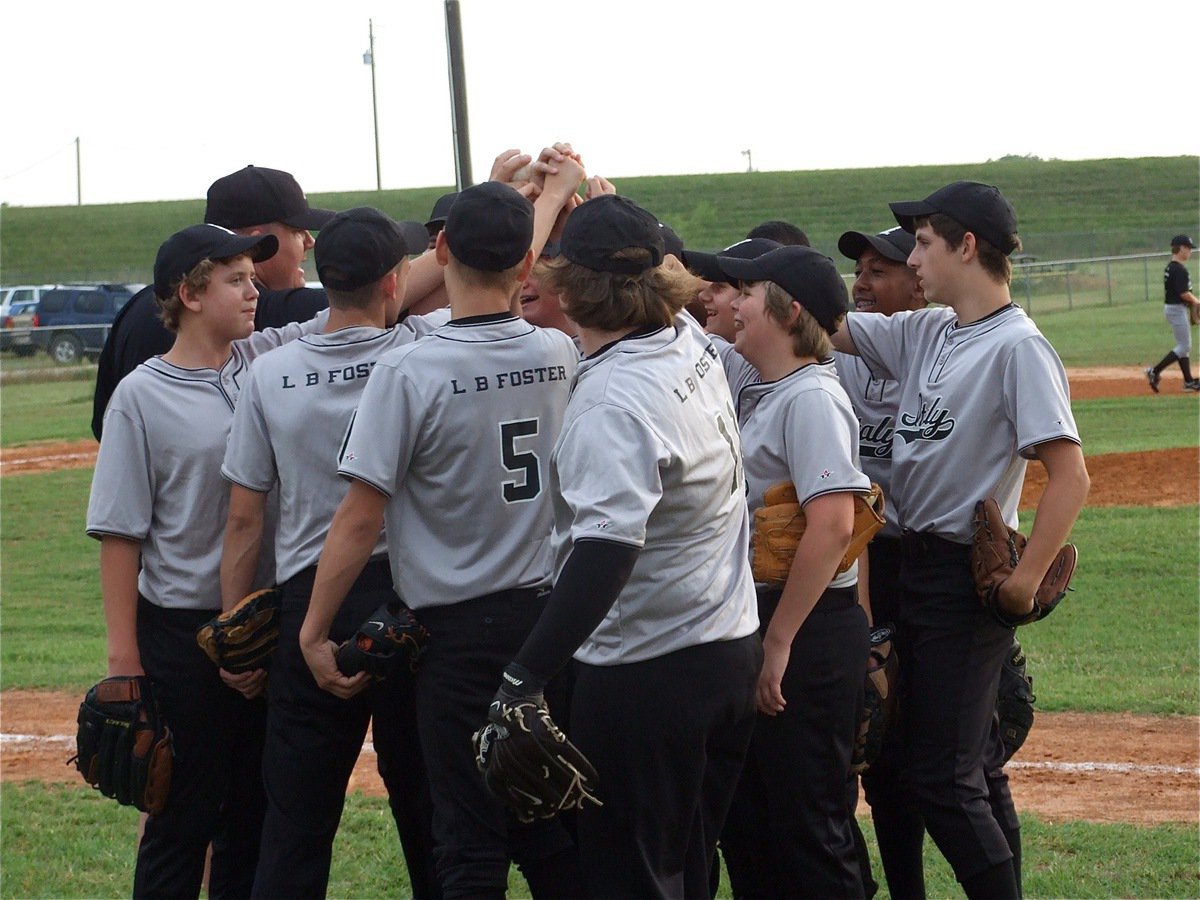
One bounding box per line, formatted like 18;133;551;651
6;732;1197;778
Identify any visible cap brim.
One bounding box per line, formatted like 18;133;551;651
888;199;937;234
425;216;448;232
395;220;431;255
230;232;279;263
715;254;767;284
838;230;910;264
682;250;725;283
282;207;337;231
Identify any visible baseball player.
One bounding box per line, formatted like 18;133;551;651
91;166;334;440
219;208;443;898
831;181;1090;898
1146;234;1200;392
299;171;588;899
834;225;928;898
86;224;330;898
490;194;761;898
710;245;871;898
746;220;810;246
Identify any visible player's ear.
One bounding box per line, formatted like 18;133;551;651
960;231;978;263
434;231;450;267
178;281;204;312
515;248;535;284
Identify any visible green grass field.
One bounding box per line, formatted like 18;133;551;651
1;297;1196;897
2;155;1196;283
1;784;1196;900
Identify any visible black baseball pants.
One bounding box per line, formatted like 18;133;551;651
895;532;1019;896
133;597;267;900
722;587;868;899
571;633;761;900
251;560;439;900
414;589;581;900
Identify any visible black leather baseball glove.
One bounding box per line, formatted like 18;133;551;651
69;675;173;814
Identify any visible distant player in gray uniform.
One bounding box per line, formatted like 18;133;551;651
219;208;441;898
831;181;1090;899
86;224;327;898
488;194;761;898
711;245;871;898
1146;233;1200;392
298;170;588;899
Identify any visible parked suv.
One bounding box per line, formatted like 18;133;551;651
32;284;136;364
1;300;39;356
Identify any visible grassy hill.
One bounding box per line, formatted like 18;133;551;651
1;156;1196;284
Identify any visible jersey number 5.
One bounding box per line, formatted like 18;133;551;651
500;418;541;503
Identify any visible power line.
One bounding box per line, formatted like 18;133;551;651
1;139;77;182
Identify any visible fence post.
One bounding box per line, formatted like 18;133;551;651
1105;258;1113;305
1065;265;1073;311
1022;265;1033;313
1144;257;1150;302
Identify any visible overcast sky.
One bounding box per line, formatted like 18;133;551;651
1;0;1193;208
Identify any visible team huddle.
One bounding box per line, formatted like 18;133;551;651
80;145;1090;900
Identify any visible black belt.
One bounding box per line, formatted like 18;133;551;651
899;529;970;562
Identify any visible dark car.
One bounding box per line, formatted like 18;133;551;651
32;284;136;364
1;299;40;355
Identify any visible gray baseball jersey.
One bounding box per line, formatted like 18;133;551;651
86;315;326;610
833;350;903;539
338;313;578;608
551;314;759;666
710;333;761;405
847;305;1079;542
221;314;446;584
738;359;871;590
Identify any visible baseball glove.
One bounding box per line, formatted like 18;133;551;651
851;624;899;775
335;599;429;680
473;699;602;823
1190;303;1200;327
752;482;886;585
69;675;173;814
195;587;282;673
969;498;1078;627
996;638;1035;763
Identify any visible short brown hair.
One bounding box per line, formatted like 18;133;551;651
159;258;218;332
922;213;1019;285
448;254;526;293
536;250;696;331
759;281;834;358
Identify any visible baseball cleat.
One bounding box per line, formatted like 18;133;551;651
1145;367;1161;393
1185;379;1200;392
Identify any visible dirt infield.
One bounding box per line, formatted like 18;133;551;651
1;690;1196;825
2;365;1197;825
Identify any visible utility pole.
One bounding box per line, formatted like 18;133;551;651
364;20;382;190
444;0;472;189
76;136;81;206
741;149;753;174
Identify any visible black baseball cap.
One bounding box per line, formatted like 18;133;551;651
659;222;685;260
889;181;1019;255
425;191;459;233
315;207;428;292
205;165;336;231
1171;234;1197;249
716;245;849;335
560;195;665;275
838;226;916;264
153;224;278;301
445;181;534;272
684;238;782;284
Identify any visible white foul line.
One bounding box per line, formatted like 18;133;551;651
3;734;1197;777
